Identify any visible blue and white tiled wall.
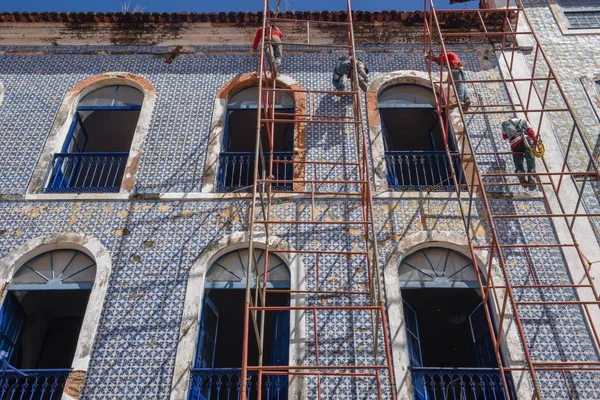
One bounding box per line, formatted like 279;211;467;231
0;43;599;398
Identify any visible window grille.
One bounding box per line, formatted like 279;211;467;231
558;0;600;28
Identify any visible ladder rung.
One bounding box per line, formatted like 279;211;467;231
269;249;368;255
254;220;370;225
265;17;351;26
262;190;363;196
261;87;358;95
268;41;352;49
266;289;371;296
257;179;368;184
261;118;360;124
490;213;600;219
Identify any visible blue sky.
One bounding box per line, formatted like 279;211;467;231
3;0;479;13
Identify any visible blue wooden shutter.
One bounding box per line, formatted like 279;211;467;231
468;302;496;368
0;293;27;363
403;299;428;400
269;309;290;400
194;296;219;369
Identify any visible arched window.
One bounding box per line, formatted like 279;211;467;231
0;249;97;397
189;248;290;399
398;247;515;399
44;85;143;193
217;86;294;192
378;84;460;191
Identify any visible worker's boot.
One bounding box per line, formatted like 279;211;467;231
462;98;471;112
527;175;538;191
517;175;528;188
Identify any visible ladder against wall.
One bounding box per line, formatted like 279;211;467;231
240;0;396;399
424;0;600;398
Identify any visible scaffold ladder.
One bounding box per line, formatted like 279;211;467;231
240;0;396;398
424;0;600;398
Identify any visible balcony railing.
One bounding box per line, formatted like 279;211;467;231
411;367;516;400
0;369;70;399
189;368;288;400
44;152;129;193
385;151;461;191
216;152;293;192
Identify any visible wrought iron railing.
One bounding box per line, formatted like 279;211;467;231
44;152;129;193
216;152;293;192
0;369;70;399
189;368;288;400
411;367;516;400
385;151;461;191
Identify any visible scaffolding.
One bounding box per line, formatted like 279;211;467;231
240;0;396;398
424;0;600;398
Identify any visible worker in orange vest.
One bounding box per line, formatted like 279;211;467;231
253;24;283;71
426;51;471;110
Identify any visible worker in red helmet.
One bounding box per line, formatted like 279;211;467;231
426;51;471;110
253;24;283;71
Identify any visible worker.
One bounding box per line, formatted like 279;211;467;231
253;24;283;71
426;51;471;110
501;117;538;189
332;56;370;92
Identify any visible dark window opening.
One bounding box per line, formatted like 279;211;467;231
44;85;143;193
379;84;462;191
191;290;290;400
6;290;90;370
403;288;515;400
217;86;295;192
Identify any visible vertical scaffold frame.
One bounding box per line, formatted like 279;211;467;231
424;0;600;398
240;0;397;399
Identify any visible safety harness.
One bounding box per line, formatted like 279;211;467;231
509;118;545;158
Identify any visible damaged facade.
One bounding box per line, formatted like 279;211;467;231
1;1;600;399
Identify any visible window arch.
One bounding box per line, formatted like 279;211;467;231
44;85;143;193
398;247;479;288
217;85;295;192
0;247;99;397
10;249;96;290
206;247;290;289
378;83;460;191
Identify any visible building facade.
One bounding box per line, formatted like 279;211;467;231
0;3;600;399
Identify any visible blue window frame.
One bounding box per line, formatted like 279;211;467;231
217;86;295;192
378;84;462;191
558;0;600;29
0;293;27;364
45;85;143;193
189;248;290;400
